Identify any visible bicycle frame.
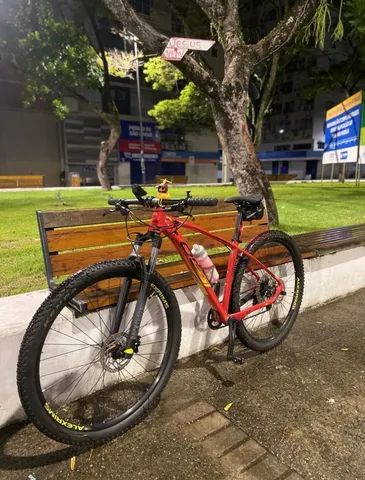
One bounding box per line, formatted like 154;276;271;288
142;207;284;325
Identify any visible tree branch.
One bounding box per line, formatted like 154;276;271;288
103;0;218;95
254;51;280;148
250;0;319;65
195;0;244;53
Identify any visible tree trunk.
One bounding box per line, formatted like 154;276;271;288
97;110;121;190
254;52;280;149
212;100;279;224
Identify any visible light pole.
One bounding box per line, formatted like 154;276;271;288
133;39;146;184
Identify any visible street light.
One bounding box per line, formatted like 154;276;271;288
133;38;146;184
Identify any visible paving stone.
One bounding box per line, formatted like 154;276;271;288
284;473;304;480
185;411;230;439
221;439;266;476
201;424;248;457
172;400;216;424
238;453;289;480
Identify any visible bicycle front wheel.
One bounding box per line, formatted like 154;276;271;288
17;260;181;445
231;230;304;352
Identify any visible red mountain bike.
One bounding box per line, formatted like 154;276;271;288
17;185;304;446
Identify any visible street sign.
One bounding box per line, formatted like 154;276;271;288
161;37;215;61
161;47;188;61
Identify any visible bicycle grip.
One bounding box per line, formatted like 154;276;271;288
185;197;218;207
108;198;119;206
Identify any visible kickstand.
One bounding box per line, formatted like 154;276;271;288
227;318;244;365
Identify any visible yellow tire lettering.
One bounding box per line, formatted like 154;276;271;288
150;283;169;309
45;403;85;431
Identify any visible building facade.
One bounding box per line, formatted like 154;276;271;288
1;1;363;187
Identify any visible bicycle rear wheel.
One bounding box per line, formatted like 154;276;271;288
231;230;304;352
17;260;181;445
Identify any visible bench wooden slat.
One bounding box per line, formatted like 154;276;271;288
40;200;241;229
46;212;239;252
37;201;272;293
49;224;268;276
294;223;365;253
46;212;268;252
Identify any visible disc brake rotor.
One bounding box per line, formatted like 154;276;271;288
100;332;131;373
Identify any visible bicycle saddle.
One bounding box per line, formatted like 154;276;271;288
224;194;263;206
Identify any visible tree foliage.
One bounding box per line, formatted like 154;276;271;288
306;0;365;98
16;16;103;117
2;0;133;118
2;0;135;188
143;57;211;129
148;81;212;129
143;1;332;144
143;57;183;91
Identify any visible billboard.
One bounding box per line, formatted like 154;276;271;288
360;100;365;164
323;91;363;165
119;120;161;162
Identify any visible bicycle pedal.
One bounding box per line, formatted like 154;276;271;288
207;308;225;329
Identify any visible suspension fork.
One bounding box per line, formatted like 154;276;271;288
121;233;162;354
110;242;141;335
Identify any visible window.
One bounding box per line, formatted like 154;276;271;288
293;143;312;150
171;13;184;33
112;87;130;114
274;145;290;151
129;0;152;15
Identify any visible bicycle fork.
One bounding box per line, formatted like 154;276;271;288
111;233;161;358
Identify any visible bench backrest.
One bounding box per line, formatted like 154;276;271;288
37;201;269;291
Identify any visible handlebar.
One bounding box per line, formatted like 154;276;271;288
108;195;218;211
185;197;218;207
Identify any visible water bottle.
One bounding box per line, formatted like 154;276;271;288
191;244;219;285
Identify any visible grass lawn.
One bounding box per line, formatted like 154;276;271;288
1;182;365;297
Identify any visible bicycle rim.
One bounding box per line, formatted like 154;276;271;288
32;266;175;433
234;231;303;350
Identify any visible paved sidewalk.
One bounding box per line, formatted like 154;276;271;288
0;289;364;480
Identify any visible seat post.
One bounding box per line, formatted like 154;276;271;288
233;209;244;242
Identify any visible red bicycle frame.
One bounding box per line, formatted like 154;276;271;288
147;207;284;325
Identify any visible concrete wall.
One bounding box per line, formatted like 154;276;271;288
1;245;365;428
186;163;218;183
289;160;307;179
0;110;61;186
185;130;219;152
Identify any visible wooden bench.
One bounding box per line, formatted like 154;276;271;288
40;202;365;309
36;198;365;314
0;175;45;188
37;201;270;296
